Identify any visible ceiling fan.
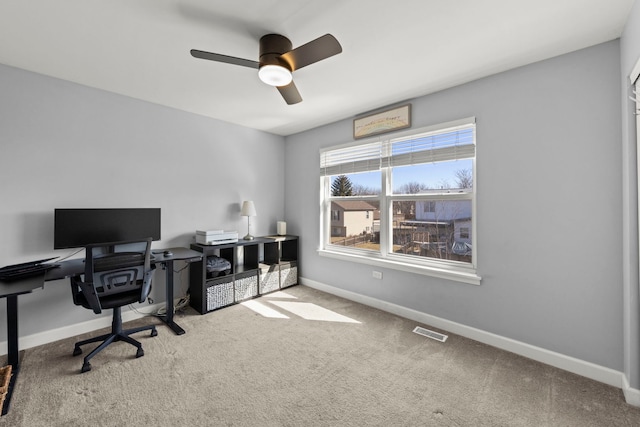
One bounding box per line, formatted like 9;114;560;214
190;33;342;105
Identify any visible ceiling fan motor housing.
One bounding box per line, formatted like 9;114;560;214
259;34;293;70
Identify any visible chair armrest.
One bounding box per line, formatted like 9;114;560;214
139;265;156;304
71;275;102;314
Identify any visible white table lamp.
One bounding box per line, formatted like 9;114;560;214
241;201;257;240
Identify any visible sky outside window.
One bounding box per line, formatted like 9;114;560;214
331;158;472;193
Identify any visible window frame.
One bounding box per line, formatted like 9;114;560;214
319;117;481;285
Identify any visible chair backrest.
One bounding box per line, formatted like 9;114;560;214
71;238;155;314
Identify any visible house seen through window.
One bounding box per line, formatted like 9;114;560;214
320;117;477;278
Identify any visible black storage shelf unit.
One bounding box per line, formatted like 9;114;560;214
189;235;298;314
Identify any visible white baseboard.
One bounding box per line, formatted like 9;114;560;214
300;277;640;407
0;303;163;356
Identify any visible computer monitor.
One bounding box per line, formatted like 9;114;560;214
54;208;161;249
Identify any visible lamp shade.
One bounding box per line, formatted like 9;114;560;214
241;201;257;217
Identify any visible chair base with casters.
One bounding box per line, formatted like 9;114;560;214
73;305;158;373
69;239;158;373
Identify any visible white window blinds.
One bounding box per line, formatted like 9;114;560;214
320;140;381;176
385;122;475;167
320;117;475;176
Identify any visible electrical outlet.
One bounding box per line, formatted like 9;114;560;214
372;271;383;279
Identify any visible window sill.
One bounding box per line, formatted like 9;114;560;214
318;248;481;286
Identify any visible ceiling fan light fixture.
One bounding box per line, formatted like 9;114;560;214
258;64;292;86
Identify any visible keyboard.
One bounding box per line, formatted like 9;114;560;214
0;258;59;281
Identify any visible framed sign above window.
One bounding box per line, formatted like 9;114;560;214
353;104;411;139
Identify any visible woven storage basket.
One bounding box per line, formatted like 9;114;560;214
234;272;258;302
0;365;12;412
259;264;279;294
206;278;234;311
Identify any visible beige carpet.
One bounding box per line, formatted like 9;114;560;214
1;285;639;426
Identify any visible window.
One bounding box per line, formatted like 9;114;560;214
319;117;479;284
460;227;470;239
423;201;436;213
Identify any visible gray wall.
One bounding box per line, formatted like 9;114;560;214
285;41;623;371
621;0;640;389
0;63;285;339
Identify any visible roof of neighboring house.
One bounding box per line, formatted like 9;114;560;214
331;200;377;211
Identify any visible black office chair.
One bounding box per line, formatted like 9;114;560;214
70;238;157;373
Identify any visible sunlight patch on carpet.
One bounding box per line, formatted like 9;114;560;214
241;300;290;318
268;301;361;323
263;291;298;299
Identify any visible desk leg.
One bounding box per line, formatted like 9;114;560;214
158;259;185;335
2;295;20;416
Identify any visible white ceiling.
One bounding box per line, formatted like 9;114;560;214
0;0;634;136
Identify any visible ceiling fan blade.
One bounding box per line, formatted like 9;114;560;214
281;34;342;71
190;49;259;69
277;81;302;105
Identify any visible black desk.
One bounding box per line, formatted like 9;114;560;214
45;247;202;335
0;273;46;415
150;248;202;335
0;247;201;415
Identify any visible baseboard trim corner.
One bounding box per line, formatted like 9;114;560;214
623;375;640;406
300;277;626;393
